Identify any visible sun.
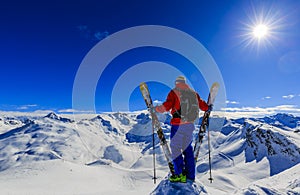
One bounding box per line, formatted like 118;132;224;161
253;24;269;39
239;3;286;50
240;20;274;49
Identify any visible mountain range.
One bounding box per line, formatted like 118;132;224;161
0;111;299;194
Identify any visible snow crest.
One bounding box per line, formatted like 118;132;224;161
151;176;207;195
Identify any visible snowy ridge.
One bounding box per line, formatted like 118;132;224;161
234;163;300;194
151;175;207;195
0;111;299;194
197;114;300;194
0;115;25;133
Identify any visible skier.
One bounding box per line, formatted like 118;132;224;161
155;76;211;182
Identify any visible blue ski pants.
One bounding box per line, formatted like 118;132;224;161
170;123;195;180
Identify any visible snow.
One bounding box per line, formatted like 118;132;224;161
151;176;207;195
0;160;155;195
234;163;300;194
0;111;299;194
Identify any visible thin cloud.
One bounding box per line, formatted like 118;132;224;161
17;104;38;110
282;94;295;99
262;96;271;100
33;110;56;114
94;31;109;41
226;100;240;105
18;106;29;110
77;25;109;42
221;104;300;116
58;109;94;114
223;106;264;112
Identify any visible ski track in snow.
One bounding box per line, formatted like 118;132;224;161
219;152;235;166
0;111;299;194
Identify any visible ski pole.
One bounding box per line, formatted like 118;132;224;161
207;124;213;183
152;120;157;184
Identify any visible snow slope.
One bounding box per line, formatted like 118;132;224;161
235;163;300;194
151;176;207;195
0;111;299;194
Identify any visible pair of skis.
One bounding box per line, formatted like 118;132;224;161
140;82;219;183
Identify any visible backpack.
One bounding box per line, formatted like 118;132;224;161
174;88;199;122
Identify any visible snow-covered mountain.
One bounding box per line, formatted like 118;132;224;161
0;111;299;194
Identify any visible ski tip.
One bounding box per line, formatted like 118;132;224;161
140;82;148;90
212;82;220;88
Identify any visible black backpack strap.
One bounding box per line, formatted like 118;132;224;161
172;88;182;119
172;110;181;119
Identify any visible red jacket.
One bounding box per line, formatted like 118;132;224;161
155;82;208;125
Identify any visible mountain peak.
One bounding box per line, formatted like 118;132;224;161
45;112;59;120
151;176;206;195
258;113;300;129
44;112;73;123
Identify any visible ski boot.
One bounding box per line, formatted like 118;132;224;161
169;173;186;183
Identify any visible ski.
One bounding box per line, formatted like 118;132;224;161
194;82;220;162
139;82;175;176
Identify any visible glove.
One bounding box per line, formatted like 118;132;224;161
207;104;213;112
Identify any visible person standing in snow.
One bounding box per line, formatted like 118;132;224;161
155;76;210;182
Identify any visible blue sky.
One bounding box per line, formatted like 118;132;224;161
0;0;300;114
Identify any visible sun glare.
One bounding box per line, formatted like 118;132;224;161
253;24;268;39
239;3;286;50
